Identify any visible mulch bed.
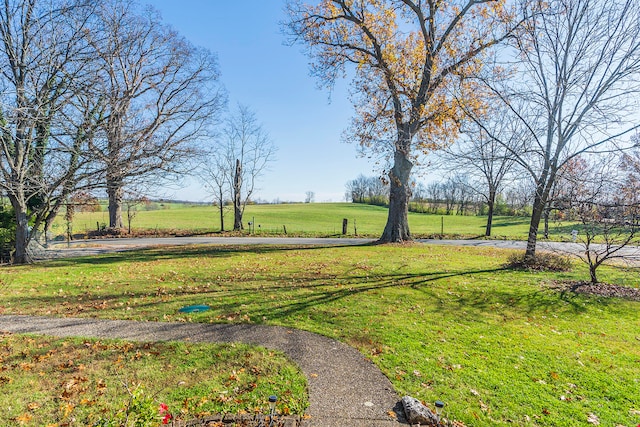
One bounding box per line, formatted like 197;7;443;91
550;281;640;301
170;414;301;427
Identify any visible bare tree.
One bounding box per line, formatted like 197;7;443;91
345;175;388;205
558;155;640;284
345;174;369;203
196;147;231;232
305;191;315;203
200;105;276;231
440;103;518;235
0;0;98;263
286;0;525;243
477;0;640;259
39;90;106;241
424;181;443;213
88;0;225;229
504;178;535;216
440;178;459;215
454;175;476;216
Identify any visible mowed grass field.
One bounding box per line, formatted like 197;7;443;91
56;202;574;240
1;243;639;426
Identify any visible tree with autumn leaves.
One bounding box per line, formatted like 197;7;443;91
286;0;524;242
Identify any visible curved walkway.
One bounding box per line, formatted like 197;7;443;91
0;315;404;427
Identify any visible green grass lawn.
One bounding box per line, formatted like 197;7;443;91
56;202;575;241
0;334;306;426
1;244;638;426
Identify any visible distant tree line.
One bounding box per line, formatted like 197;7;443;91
346;174;534;218
345;175;389;206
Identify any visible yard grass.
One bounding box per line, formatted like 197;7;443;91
55;202;573;240
1;243;639;426
0;333;306;426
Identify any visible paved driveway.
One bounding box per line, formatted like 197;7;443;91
40;236;640;265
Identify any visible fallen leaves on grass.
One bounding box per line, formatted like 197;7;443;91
549;281;640;301
587;413;600;425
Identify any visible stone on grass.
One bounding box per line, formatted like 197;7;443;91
402;396;439;425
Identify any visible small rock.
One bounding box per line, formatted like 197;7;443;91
401;396;438;425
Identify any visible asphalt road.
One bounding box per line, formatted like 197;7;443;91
39;236;640;264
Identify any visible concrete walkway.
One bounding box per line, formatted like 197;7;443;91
0;315;405;427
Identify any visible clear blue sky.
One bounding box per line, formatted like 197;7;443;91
148;0;376;203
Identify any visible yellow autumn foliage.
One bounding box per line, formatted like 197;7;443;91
287;0;519;159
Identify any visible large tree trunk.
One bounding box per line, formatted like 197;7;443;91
9;196;31;264
525;197;544;259
485;190;496;237
233;159;243;231
525;175;554;259
379;149;413;243
107;179;124;229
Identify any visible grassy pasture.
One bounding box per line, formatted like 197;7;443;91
1;243;639;426
56;202;573;240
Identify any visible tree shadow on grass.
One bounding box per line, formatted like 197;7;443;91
38;243;372;267
11;242;616;330
5;260;599;326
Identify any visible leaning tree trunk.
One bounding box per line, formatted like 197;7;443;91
379;149;413;243
526;167;558;259
233;159;243;231
107;179;124;229
526;199;544;259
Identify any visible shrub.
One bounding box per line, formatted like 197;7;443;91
0;204;15;263
505;251;573;272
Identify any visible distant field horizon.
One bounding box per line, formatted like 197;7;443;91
53;201;576;242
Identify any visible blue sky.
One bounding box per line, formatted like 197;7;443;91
148;0;376;202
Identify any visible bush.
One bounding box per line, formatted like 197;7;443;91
505;251;573;272
0;205;15;263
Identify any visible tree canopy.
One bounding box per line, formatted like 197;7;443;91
286;0;523;242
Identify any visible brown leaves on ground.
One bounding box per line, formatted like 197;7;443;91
550;281;640;301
